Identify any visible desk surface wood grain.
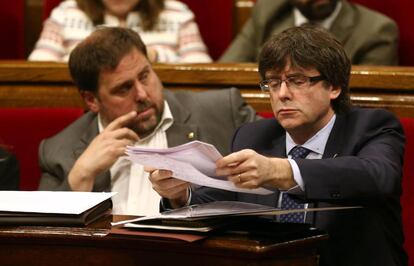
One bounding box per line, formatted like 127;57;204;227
0;215;327;266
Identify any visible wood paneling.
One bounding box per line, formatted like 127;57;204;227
1;61;414;117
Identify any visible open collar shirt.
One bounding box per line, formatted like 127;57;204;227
98;101;173;216
293;1;343;29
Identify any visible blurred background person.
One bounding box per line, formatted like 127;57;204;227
28;0;212;63
0;145;19;190
220;0;398;65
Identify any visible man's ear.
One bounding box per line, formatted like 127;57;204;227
329;86;341;100
80;91;100;113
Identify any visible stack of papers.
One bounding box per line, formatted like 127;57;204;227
126;141;273;195
0;191;115;226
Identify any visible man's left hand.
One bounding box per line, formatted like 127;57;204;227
216;149;296;190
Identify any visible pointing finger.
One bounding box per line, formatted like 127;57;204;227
105;111;137;132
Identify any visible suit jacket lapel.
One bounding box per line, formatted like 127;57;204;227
268;134;287;158
164;90;200;146
73;113;99;159
256;1;293;58
306;114;346;223
267;13;294;46
323;114;347;159
167;123;199;147
73;113;111;192
330;0;357;44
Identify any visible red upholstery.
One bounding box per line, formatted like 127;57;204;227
42;0;234;60
351;0;414;66
0;1;25;59
258;112;414;263
0;108;84;190
180;0;232;60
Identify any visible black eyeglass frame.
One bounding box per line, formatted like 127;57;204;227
259;75;325;92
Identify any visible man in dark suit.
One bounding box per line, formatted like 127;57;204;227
220;0;398;65
38;27;256;216
150;26;407;265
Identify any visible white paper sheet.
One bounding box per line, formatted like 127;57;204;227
0;191;116;214
126;141;273;195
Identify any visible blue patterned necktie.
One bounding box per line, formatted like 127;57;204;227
279;146;311;223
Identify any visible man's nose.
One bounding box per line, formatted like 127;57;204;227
277;80;292;100
134;80;148;101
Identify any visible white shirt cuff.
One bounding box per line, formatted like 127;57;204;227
160;187;192;211
287;158;305;192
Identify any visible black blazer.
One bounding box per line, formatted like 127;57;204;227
192;108;407;266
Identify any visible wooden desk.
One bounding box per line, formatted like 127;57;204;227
0;215;327;266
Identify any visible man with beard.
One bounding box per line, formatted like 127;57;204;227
37;27;256;216
220;0;398;65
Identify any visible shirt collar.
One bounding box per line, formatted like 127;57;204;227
98;100;174;140
104;11;140;28
286;114;336;156
293;1;342;29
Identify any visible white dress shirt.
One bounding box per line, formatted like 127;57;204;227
286;114;336;191
98;101;174;216
279;115;336;216
293;1;343;29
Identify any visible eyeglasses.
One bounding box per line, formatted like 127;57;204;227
259;75;325;93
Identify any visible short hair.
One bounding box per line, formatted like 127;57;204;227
69;27;147;93
258;25;351;113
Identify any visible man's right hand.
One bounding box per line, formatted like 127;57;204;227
147;168;190;209
68;111;139;191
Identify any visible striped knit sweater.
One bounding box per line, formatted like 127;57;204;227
29;0;212;63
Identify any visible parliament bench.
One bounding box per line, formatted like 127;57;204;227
0;61;413;264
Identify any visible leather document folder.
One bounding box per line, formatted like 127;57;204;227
113;201;360;232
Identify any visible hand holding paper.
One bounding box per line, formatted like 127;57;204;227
126;141;272;195
148;168;190;208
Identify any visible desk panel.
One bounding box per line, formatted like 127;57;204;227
0;215;327;266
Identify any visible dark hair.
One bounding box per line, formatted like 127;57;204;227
258;25;351;113
69;27;147;93
76;0;165;31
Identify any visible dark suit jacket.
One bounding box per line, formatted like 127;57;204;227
38;88;256;192
0;148;19;190
220;0;398;65
191;108;407;266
